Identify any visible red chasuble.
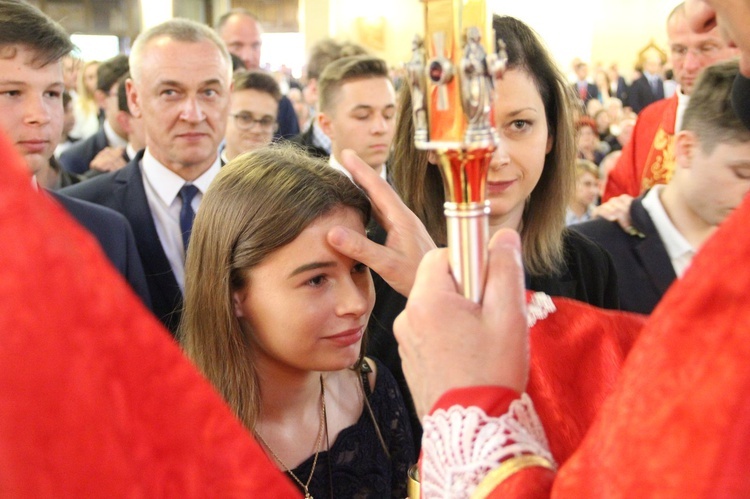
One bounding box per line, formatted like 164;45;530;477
430;179;750;497
604;94;678;202
0;131;299;497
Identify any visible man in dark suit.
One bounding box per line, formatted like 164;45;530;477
289;39;368;159
59;55;130;175
62;19;232;334
629;54;666;113
572;62;598;105
0;1;150;307
216;9;300;140
576;60;750;314
317;55;396;181
608;65;630;106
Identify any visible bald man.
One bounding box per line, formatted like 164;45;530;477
216;9;300;139
602;1;737;202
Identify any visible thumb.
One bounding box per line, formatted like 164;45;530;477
482;229;528;391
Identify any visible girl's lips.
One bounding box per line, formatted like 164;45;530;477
323;327;364;347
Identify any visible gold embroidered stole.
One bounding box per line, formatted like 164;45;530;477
640;125;675;192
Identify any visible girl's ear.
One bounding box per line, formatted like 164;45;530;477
232;289;247;318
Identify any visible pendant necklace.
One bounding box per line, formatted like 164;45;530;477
255;374;326;499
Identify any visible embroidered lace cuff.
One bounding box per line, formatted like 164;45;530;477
421;393;555;498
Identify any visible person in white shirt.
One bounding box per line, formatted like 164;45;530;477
575;60;750;314
316;55;396;183
61;18;232;334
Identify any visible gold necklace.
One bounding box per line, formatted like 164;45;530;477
255;375;326;499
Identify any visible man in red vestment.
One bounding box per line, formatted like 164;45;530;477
384;0;750;494
602;2;736;202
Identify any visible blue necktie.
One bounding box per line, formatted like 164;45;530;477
179;184;199;251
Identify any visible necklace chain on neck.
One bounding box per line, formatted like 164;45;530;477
255;374;327;499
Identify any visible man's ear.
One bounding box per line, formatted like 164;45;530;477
675;130;696;171
318;111;334;139
126;79;142;119
232;289;247;319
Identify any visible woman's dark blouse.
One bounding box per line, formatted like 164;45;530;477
367;227;620;452
288;358;415;498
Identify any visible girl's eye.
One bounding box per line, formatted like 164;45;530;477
306;275;326;287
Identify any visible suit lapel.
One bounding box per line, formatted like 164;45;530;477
112;156;182;302
631;199;677;296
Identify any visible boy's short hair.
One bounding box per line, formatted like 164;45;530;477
682;59;750;153
306;39;368;81
97;54;129;94
232;70;282;102
576;159;600;179
318;55;389;114
0;0;73;66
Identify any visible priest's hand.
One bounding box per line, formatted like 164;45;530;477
394;229;529;419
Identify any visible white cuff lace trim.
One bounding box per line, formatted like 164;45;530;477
421;393;555;499
527;291;556;328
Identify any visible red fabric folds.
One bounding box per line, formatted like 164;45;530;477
526;297;645;465
0;131;298;496
554;192;750;496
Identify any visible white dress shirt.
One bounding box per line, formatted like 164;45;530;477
329;154;387;183
126;143;139;162
140;149;221;292
674;89;690;133
641;185;696;277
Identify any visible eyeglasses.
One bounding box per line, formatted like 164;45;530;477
670;43;721;61
230;112;278;132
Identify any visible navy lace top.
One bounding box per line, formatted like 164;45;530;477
288;358;415;498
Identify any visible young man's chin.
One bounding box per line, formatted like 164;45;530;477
23;153;50;176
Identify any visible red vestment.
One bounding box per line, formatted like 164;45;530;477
603;95;678;201
0;132;299;496
430;178;750;496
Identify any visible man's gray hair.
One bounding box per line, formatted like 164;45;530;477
130;18;231;83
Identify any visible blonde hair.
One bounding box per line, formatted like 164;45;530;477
576;159;600;179
179;144;371;429
76;60;99;116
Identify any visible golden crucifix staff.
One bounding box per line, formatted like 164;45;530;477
407;0;507;304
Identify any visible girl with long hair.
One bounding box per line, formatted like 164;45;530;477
180;145;414;498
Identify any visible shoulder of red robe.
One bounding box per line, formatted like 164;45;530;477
554;192;750;495
0;130;298;497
